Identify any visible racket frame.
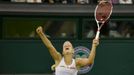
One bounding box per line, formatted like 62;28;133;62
94;1;113;39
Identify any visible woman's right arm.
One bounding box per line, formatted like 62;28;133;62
36;26;62;61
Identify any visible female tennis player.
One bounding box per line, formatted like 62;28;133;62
36;26;99;75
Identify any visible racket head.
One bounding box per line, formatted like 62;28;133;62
95;1;113;23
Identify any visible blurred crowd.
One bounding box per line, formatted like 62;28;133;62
1;0;133;4
1;0;134;39
3;17;134;39
83;21;134;38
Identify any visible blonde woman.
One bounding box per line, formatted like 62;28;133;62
36;26;99;75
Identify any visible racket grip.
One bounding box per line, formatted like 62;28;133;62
95;30;100;39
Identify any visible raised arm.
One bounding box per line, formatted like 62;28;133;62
76;39;99;67
36;26;62;61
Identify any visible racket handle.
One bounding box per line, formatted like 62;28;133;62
95;30;100;39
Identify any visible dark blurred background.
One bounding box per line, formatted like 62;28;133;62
0;0;134;75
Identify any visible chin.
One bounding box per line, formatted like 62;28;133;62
65;52;73;55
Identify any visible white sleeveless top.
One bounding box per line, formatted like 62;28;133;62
55;58;78;75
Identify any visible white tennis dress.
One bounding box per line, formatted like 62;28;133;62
55;58;78;75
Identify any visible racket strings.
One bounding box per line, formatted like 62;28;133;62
96;2;112;22
94;1;113;39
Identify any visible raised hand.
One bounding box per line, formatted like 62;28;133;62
36;26;43;34
93;39;99;47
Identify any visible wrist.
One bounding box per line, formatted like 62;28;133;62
92;43;98;47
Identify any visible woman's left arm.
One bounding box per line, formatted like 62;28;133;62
76;39;99;67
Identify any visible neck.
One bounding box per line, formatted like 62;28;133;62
64;54;73;65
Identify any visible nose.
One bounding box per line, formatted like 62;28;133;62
64;45;71;47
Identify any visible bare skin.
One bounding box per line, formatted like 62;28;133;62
36;26;99;70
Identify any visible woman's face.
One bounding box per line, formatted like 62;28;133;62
62;41;74;55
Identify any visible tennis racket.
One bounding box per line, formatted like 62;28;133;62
94;0;113;39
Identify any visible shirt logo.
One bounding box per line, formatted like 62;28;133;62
74;46;94;74
60;66;76;69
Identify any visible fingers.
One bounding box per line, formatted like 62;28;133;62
36;26;43;34
93;39;99;46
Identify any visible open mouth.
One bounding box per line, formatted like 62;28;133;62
65;48;69;50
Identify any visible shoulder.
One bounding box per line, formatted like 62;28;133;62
55;56;63;64
75;58;90;68
51;57;63;71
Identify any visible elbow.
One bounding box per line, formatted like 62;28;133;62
89;60;94;65
86;61;94;67
87;58;94;66
87;60;93;66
